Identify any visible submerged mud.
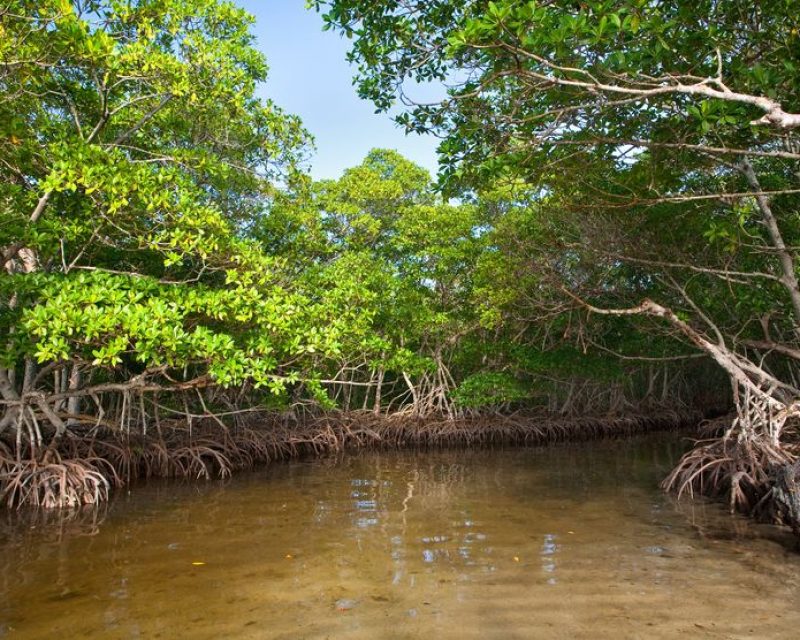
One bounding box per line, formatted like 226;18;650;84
1;433;799;639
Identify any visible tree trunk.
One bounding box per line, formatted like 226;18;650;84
373;367;384;416
0;368;21;434
741;159;800;335
66;364;82;426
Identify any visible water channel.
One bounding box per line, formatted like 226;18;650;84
1;434;799;639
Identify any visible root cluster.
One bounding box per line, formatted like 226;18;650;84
663;415;800;530
0;408;700;509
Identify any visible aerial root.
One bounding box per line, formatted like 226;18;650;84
662;429;800;526
0;408;700;508
0;455;113;509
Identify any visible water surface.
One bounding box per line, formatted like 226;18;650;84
1;434;799;639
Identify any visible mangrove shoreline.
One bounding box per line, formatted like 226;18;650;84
1;409;704;510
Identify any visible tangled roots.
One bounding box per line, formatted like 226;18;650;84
0;408;700;509
662;432;799;518
1;457;113;509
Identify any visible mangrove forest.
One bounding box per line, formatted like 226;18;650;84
2;1;800;637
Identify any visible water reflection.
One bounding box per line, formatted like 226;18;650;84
0;435;799;639
540;533;559;585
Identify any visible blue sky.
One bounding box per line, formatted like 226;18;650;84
236;0;441;180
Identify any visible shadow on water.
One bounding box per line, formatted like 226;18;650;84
1;432;799;639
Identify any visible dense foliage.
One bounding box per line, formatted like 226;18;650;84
0;1;399;419
0;0;732;431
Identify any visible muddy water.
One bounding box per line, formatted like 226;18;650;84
1;435;799;639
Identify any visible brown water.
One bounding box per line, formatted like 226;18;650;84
1;435;799;639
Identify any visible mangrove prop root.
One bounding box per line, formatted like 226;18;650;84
0;409;700;509
0;457;112;509
662;422;800;533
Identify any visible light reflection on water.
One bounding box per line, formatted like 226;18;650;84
540;533;558;585
1;434;799;639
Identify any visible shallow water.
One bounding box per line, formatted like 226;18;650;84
1;435;799;639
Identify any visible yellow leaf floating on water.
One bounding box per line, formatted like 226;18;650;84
285;554;293;559
192;561;206;566
513;556;520;562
